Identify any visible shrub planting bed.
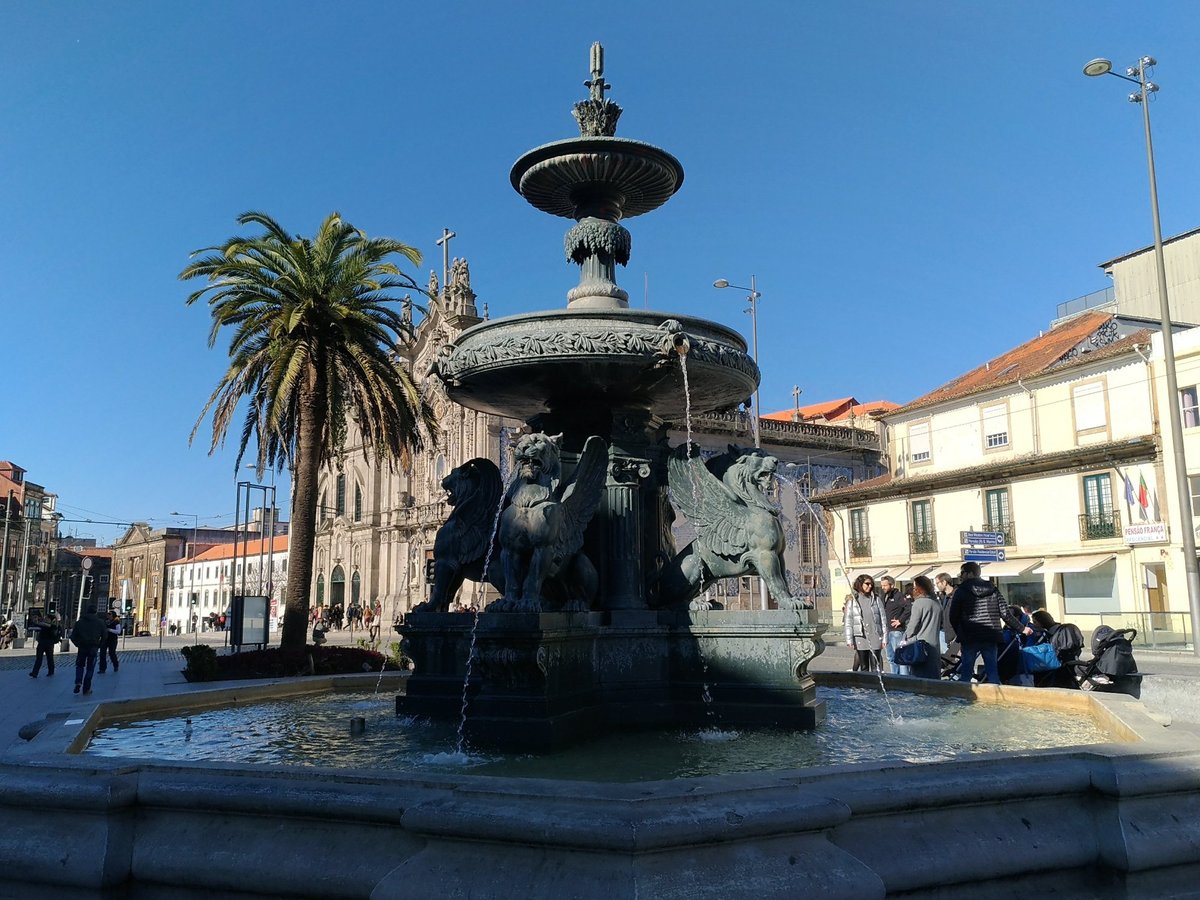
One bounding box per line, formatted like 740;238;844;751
182;644;401;682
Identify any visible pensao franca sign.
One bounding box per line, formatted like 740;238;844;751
1124;522;1168;545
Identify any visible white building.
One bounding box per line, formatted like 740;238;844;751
165;535;288;633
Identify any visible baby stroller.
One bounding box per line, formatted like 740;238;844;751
1067;626;1141;697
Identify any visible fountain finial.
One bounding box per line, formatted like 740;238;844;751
573;41;622;136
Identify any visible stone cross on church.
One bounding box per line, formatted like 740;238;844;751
435;227;456;287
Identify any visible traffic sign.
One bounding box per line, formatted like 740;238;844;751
960;530;1005;547
962;548;1006;562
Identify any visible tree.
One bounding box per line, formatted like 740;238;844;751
182;211;435;652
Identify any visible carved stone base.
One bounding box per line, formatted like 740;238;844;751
397;609;827;753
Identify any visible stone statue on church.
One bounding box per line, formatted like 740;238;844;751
428;269;440;302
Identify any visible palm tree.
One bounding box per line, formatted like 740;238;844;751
182;211;436;652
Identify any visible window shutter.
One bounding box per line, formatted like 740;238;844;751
910;422;931;461
1072;382;1106;432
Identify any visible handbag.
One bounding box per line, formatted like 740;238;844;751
894;639;930;666
1020;642;1061;672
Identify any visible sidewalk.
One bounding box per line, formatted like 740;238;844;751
0;625;385;759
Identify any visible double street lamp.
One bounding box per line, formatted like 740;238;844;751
1084;56;1200;657
713;276;762;448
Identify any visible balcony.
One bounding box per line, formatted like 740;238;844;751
985;519;1017;546
1079;510;1120;541
848;537;871;560
909;530;937;555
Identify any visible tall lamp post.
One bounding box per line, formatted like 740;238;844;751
713;276;762;448
1084;56;1200;657
172;512;199;639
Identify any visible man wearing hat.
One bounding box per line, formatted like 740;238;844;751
30;612;62;677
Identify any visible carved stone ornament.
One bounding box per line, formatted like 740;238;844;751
791;636;825;679
572;97;623;137
564;218;632;265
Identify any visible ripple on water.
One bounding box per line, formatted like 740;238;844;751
83;687;1108;782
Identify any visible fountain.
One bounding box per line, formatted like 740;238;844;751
399;42;826;752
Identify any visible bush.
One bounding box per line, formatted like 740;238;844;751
180;644;219;682
181;644;404;682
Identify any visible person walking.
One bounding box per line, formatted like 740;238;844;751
880;575;912;676
900;576;942;679
71;605;107;695
98;610;121;674
843;574;886;672
934;572;959;656
30;613;62;678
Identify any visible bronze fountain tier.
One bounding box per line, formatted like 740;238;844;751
399;43;826;752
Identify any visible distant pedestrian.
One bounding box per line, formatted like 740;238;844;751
71;605;107;695
30;613;62;678
98;610;121;674
900;576;942;680
363;603;378;642
934;572;959;655
0;620;16;650
843;574;886;672
948;562;1026;684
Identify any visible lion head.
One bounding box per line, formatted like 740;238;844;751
512;432;562;487
722;450;778;509
442;458;491;508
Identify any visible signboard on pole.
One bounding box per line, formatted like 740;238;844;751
962;548;1006;563
960;530;1005;547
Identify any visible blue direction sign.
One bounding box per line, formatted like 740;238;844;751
960;530;1005;547
962;548;1007;562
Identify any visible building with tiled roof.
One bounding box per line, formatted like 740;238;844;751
816;300;1196;645
165;535;290;634
763;397;899;427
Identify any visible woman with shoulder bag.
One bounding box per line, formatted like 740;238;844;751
898;575;942;679
843;575;886;672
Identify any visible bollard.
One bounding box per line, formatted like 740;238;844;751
350;717;366;736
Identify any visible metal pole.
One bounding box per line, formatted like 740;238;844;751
749;274;761;450
1135;59;1200;656
16;518;32;623
0;491;12;616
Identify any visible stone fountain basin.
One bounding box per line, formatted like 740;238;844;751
3;675;1197;898
436;308;759;422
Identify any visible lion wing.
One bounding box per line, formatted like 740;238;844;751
553;435;608;563
668;443;753;560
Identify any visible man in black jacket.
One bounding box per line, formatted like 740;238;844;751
30;613;62;678
71;606;107;695
948;562;1026;684
880;576;912;675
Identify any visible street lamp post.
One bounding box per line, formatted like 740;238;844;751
172;512;199;640
713;276;762;448
1085;56;1200;657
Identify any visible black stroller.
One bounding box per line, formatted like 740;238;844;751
1067;626;1141;697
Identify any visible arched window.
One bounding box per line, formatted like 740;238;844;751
354;483;363;522
336;474;346;516
316;574;325;607
434;455;446;487
351;571;361;604
319;490;327;524
331;565;346;607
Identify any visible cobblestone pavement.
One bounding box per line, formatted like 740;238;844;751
0;649;183;672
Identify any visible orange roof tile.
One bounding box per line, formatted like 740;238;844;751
763;397;858;422
828;400;899;421
169;535;288;564
890;312;1146;415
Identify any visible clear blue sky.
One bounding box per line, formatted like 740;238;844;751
3;1;1199;545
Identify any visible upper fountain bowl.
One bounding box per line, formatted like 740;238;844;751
432;308;757;423
511;137;684;220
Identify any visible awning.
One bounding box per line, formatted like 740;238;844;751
980;558;1043;578
890;564;936;581
1033;554;1116;575
847;567;887;582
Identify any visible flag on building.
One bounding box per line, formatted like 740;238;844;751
1138;472;1150;509
1124;471;1137;506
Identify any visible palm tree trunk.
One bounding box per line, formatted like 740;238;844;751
280;365;326;652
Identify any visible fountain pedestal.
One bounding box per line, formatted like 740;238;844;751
398;610;827;753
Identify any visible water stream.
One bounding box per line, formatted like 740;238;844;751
678;352;702;508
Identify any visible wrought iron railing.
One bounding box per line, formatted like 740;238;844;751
985;519;1017;546
1079;510;1120;541
908;530;937;554
848;537;871;560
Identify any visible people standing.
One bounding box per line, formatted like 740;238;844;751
843;574;887;672
363;603;377;642
98;610;121;674
934;572;959;656
880;576;912;676
30;613;62;678
948;562;1024;684
71;605;107;695
900;576;942;679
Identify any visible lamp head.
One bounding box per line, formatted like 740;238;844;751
713;279;730;289
1083;58;1113;77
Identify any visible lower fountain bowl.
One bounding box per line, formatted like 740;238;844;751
433;309;759;422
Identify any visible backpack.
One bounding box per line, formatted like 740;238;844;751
1049;623;1085;663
